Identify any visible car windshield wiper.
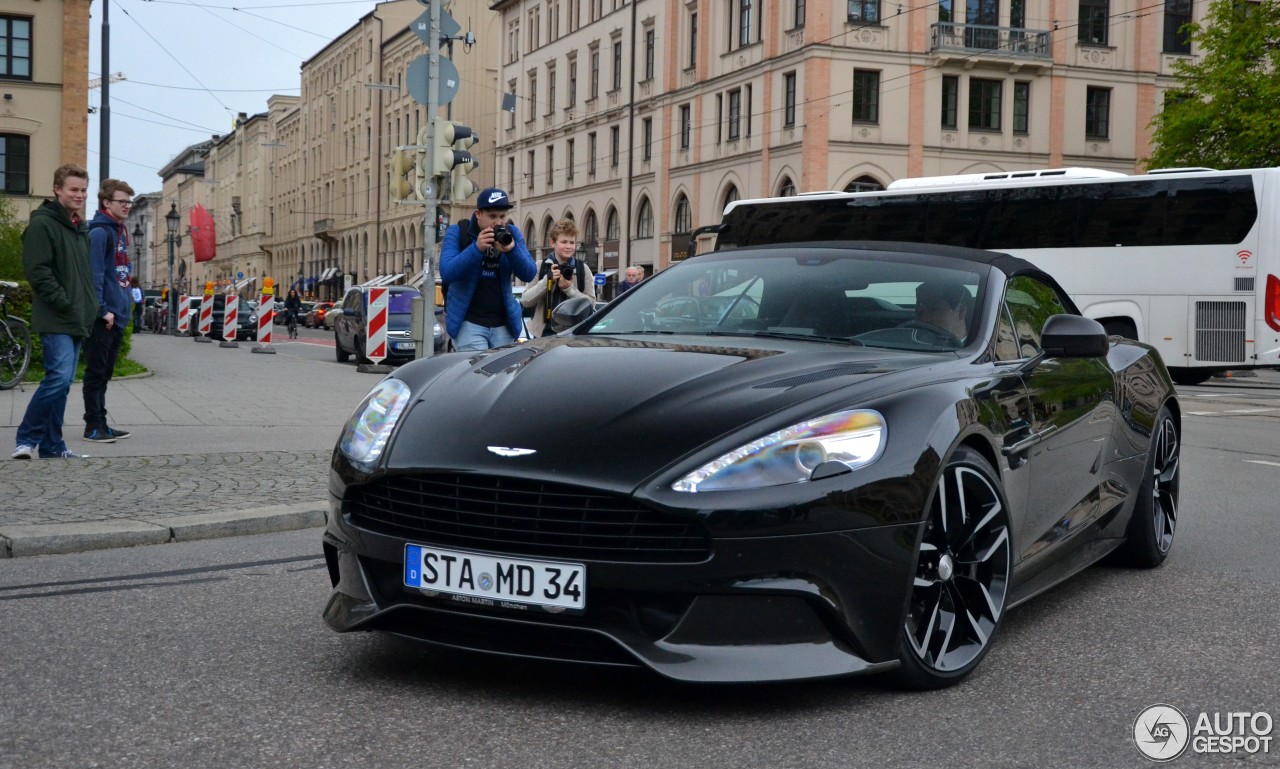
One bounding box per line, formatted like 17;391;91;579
716;330;865;346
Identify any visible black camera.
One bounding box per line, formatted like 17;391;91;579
557;260;575;281
492;224;514;248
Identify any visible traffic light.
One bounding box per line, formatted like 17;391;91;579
430;117;476;177
451;154;479;202
389;147;418;203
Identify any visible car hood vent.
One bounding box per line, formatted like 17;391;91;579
478;347;539;374
753;363;883;389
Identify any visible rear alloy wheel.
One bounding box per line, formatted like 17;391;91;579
335;334;350;362
1110;405;1179;568
894;446;1011;690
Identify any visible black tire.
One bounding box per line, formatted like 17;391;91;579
1168;367;1213;386
0;317;32;390
335;334;350;362
1110;405;1179;568
892;446;1012;690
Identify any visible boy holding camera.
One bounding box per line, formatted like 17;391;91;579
521;219;596;337
440;187;537;351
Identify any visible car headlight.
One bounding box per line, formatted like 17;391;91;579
672;409;886;492
338;378;413;468
433;322;442;336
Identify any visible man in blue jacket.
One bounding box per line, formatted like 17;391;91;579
81;179;136;443
439;188;537;351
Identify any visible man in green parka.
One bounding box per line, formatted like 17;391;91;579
12;164;99;460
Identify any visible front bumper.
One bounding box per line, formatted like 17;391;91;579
322;493;919;683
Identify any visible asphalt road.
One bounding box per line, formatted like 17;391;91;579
1;374;1277;769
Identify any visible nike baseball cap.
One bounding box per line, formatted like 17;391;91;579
477;187;515;210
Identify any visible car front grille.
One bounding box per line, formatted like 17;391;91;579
346;473;711;563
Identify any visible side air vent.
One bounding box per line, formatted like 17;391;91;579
1235;277;1254;292
479;347;538;374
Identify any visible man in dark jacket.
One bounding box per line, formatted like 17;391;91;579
12;164;99;460
439;188;537;351
81;178;136;443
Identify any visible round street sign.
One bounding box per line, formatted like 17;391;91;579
237;271;244;279
407;55;461;108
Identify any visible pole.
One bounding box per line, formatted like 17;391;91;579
167;234;177;335
413;0;441;360
99;0;110;183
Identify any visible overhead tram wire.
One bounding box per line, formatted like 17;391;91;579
111;0;236;122
171;0;311;57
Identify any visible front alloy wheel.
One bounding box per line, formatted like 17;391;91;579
894;446;1011;689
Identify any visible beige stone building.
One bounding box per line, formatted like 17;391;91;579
263;0;502;301
492;0;1203;287
0;0;91;216
157;140;215;296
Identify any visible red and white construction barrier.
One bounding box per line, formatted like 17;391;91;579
222;291;238;344
198;293;214;337
258;293;273;344
176;294;191;334
366;286;388;364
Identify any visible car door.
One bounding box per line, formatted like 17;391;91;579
1003;275;1116;566
338;290;362;351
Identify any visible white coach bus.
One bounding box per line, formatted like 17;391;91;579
715;167;1280;385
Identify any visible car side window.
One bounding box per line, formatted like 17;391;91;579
1002;275;1068;358
344;291;360;313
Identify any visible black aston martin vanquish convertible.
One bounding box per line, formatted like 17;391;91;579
323;242;1179;689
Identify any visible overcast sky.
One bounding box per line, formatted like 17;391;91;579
86;0;388;193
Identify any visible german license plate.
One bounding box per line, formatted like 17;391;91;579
404;544;586;611
393;341;416;351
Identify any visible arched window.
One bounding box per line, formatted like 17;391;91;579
844;175;884;193
722;184;740;210
524;219;536;246
778;177;796;197
584;209;599;245
542;215;556;246
636;197;654;239
673;194;692;234
605;207;620;240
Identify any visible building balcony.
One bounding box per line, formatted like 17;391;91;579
313;218;335;242
930;22;1053;65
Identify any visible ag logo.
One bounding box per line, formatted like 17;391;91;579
1134;704;1190;761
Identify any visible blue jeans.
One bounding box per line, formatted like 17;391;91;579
454;321;514;351
16;333;82;456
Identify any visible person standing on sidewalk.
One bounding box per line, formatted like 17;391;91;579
439;187;537;351
12;164;98;460
81;179;136;444
130;277;144;332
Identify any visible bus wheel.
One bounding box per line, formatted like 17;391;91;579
1168;367;1213;386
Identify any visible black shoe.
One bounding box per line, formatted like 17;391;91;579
106;427;131;440
83;428;117;443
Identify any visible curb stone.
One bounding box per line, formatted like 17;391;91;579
0;503;327;558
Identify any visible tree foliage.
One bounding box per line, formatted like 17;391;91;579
1146;0;1280;170
0;195;25;280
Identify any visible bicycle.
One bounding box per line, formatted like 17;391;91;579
285;310;299;339
0;280;33;390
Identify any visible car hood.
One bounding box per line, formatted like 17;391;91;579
385;335;944;490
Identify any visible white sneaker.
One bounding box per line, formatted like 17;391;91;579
11;444;35;460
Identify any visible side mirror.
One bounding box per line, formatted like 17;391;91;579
1040;314;1108;358
550;296;595;333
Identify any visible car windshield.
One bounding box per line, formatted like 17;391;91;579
387;290;420;314
584;249;985;351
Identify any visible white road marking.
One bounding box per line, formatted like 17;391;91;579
1244;460;1280;468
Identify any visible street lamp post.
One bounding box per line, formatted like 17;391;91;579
132;221;143;270
166;203;180;335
